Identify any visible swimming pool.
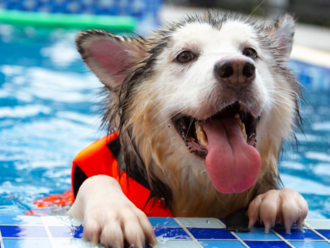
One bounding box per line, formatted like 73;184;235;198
0;24;330;219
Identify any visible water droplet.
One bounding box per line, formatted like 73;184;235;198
206;219;210;224
168;124;171;128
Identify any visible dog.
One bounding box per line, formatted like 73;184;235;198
67;11;308;248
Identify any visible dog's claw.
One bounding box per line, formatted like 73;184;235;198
248;188;308;234
264;224;270;233
248;219;255;229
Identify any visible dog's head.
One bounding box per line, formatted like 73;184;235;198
76;12;301;202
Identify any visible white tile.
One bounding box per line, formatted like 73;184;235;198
156;240;200;248
53;239;104;248
177;218;225;228
305;219;330;229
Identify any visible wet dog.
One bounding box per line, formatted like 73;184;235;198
68;12;308;247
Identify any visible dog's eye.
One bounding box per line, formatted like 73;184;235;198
243;48;258;59
176;51;195;63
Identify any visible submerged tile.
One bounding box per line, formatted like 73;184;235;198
154;227;190;240
178;218;225;228
3;239;52;248
187;228;236;239
148;217;180;228
290;241;330;248
245;241;291;248
0;226;48;238
315;230;330;239
274;228;324;240
199;240;246;248
0;216;43;226
49;225;83;239
235;229;281;241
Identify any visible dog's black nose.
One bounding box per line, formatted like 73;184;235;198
215;57;255;89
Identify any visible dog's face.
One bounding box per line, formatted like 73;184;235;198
76;13;300;198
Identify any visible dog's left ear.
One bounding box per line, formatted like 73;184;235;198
267;14;295;67
76;30;146;94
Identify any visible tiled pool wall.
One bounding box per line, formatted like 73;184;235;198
1;216;330;248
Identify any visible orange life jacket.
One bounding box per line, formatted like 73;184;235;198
71;132;173;217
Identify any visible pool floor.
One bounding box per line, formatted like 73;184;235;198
1;216;330;248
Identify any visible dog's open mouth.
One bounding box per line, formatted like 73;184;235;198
173;102;260;157
172;101;262;194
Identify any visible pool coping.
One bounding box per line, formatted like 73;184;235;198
291;45;330;69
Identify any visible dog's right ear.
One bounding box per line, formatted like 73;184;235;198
76;30;146;93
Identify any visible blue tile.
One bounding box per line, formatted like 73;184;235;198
49;225;83;239
235;229;281;240
253;221;265;228
154;227;190;240
0;226;48;238
219;218;225;224
245;241;291;248
148;217;180;227
0;215;43;225
316;230;330;239
199;240;246;248
187;228;236;239
290;241;330;248
274;228;324;240
3;239;52;248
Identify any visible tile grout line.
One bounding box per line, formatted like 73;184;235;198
174;218;204;248
41;216;56;248
229;232;250;248
270;229;295;248
0;228;5;248
303;222;330;244
215;218;251;248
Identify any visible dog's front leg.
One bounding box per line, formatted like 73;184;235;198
67;175;157;248
247;188;308;233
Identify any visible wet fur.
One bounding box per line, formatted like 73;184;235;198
76;11;302;218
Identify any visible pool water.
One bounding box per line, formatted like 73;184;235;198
1;24;330;218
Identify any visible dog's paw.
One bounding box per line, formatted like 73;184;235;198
67;176;157;248
247;188;308;233
83;203;156;248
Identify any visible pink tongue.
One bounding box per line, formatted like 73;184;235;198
203;118;261;194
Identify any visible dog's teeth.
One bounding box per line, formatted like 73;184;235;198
235;115;247;142
195;121;208;146
242;123;247;141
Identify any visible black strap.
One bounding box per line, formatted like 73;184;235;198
106;137;151;190
106;138;121;161
73;164;88;198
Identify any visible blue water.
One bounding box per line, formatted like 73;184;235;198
0;24;330;218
